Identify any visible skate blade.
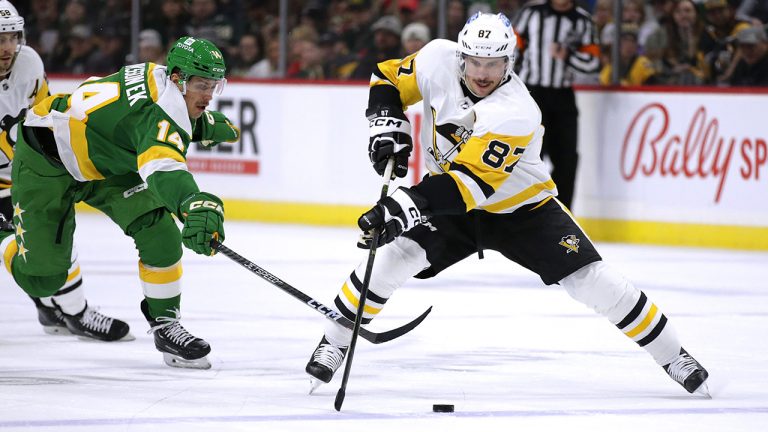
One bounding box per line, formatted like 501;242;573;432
42;325;73;336
694;381;712;398
162;353;211;370
74;331;136;342
308;377;324;395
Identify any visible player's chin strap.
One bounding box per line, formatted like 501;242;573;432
210;237;431;344
334;158;397;411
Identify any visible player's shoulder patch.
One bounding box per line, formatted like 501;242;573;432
13;46;45;80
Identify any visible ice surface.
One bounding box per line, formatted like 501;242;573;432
0;213;766;431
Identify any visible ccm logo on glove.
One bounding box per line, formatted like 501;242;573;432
188;200;224;213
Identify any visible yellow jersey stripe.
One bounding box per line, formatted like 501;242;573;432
373;53;423;108
3;239;17;273
0;131;14;161
137;145;185;171
147;63;159;102
139;261;183;284
446;171;477;211
625;304;658;338
32;93;64;117
34;79;51;106
452;132;535;191
482;179;556;212
341;282;382;315
66;266;81;282
68;118;106;180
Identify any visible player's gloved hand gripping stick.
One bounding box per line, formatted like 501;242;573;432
334;158;398;411
209;196;431;344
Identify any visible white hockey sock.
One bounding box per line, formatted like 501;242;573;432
325;237;429;347
50;253;88;315
560;261;682;366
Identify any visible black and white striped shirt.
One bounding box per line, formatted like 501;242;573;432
513;0;600;88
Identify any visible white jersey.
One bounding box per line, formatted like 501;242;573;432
371;39;556;214
0;45;49;184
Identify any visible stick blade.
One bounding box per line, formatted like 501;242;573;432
362;306;433;344
334;388;346;411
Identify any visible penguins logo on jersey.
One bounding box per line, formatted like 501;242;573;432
559;235;580;254
431;119;473;169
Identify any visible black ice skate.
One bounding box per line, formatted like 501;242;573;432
305;336;348;394
60;302;134;342
0;213;13;232
663;348;710;396
30;296;71;335
141;299;211;369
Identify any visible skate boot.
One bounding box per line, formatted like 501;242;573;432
60;302;134;341
305;336;348;394
141;299;211;369
0;213;13;232
663;348;710;396
30;296;71;335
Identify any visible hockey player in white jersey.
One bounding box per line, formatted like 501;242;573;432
0;0;132;341
305;12;709;396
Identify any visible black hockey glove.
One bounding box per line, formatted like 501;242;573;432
179;192;225;256
366;106;412;178
358;187;431;248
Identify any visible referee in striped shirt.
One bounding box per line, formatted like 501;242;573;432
513;0;600;209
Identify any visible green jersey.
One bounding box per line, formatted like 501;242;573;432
24;63;200;215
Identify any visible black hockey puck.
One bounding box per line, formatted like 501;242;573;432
432;404;454;413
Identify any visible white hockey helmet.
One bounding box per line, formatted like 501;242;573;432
457;12;516;84
0;1;24;62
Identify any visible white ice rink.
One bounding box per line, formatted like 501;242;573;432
1;213;766;431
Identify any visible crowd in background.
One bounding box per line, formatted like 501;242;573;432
15;0;768;86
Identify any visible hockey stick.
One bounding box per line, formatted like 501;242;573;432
211;238;431;344
334;158;396;411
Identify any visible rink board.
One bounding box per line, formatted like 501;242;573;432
47;77;768;249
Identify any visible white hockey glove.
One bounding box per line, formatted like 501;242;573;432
358;187;431;248
366;106;412;178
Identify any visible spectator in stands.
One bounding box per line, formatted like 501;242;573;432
446;0;467;40
289;37;326;80
736;0;768;26
185;0;235;57
57;0;91;43
319;32;359;79
593;0;614;44
649;0;676;28
342;0;376;55
661;0;708;85
601;0;659;50
401;22;430;56
729;26;768;85
138;29;166;64
25;0;60;68
700;0;752;83
286;24;319;77
145;0;189;48
247;36;280;79
229;33;265;77
52;24;96;74
351;15;402;80
600;23;659;85
85;27;127;74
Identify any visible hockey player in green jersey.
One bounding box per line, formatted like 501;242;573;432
0;36;240;369
305;13;710;396
0;0;132;342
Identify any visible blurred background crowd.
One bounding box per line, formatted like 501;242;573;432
13;0;768;86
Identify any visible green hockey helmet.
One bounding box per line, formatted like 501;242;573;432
166;36;227;94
